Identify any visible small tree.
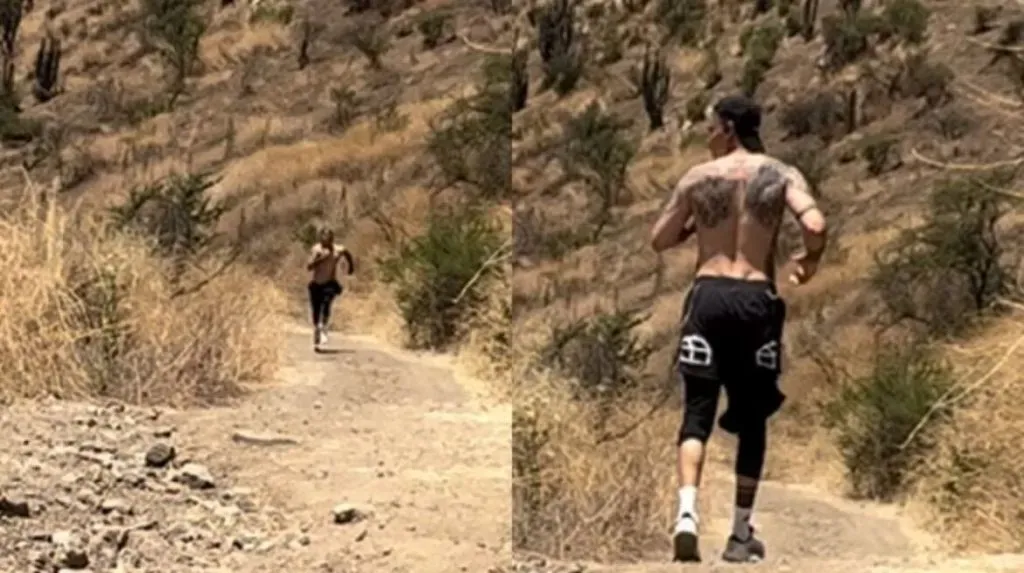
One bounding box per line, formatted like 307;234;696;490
346;16;391;69
873;170;1018;338
110;172;225;259
141;0;206;108
560;102;637;239
378;206;503;349
426;54;511;199
824;342;953;501
109;172;227;287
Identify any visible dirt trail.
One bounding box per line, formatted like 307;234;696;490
518;450;1024;573
171;327;513;572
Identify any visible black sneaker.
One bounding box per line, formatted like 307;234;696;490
721;527;766;563
671;513;701;563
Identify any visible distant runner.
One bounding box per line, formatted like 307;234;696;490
306;228;355;350
649;95;828;563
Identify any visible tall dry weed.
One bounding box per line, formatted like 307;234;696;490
0;183;284;406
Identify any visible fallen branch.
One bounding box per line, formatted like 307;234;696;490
458;32;511;55
452;239;512;304
967;36;1024;54
910;148;1024;171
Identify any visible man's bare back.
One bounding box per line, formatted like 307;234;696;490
652;152;824;285
685;153;812;281
650;95;825;286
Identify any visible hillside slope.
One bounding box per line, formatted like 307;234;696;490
511;0;1024;564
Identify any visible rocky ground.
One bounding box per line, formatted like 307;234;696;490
0;400;294;572
0;328;511;573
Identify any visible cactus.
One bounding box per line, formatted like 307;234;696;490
32;35;60;103
297;18;312;70
0;0;21;56
640;46;670;130
536;0;583;94
0;56;13;109
536;0;573;64
800;0;819;41
511;30;528;112
845;86;857;134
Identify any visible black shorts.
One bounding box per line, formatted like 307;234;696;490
676;276;787;439
308;279;342;300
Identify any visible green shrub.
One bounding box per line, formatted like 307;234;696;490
140;0;206;107
860;134;899;176
656;0;707;45
378;206;503;349
882;0;929;44
821;11;879;70
109;172;224;260
560;102;637;239
825;343;953;501
541;309;653;400
779;91;848;140
873;170;1018;338
417;11;451;49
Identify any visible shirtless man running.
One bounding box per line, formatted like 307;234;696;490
650;94;828;563
306;228;355;349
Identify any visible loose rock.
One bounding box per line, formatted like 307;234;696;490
144;443;176;468
171;463;216;490
332;503;370;525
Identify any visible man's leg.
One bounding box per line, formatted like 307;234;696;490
309;283;324;345
673;374;720;562
319;283;341;342
720;375;774;563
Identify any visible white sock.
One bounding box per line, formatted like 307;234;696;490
677;486;698;520
732;507;753;540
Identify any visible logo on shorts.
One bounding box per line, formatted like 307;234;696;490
678;335;712;367
754;340;780;370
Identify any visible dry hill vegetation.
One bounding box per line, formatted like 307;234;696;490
0;0;514;411
511;0;1024;563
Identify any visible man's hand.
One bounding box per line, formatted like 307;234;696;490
787;251;820;285
306;245;329;270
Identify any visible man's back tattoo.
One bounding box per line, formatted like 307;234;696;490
691;177;740;227
744;164;787;226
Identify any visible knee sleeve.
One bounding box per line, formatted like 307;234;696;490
735;422;767;480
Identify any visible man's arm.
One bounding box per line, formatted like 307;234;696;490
340;247;355;275
783;164;827;261
650;167;700;252
305;245;325;271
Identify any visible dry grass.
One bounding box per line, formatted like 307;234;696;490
912;315;1024;553
512;368;674;562
0;180;285;407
